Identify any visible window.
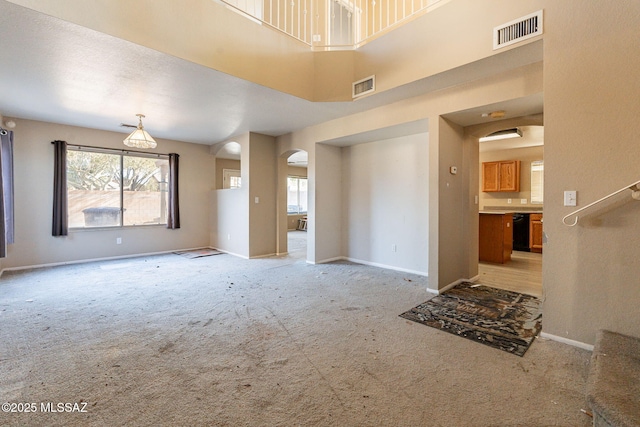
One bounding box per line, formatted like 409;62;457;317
287;176;308;214
530;160;544;204
222;169;241;189
67;149;169;228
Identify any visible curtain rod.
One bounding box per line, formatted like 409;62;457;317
51;141;169;158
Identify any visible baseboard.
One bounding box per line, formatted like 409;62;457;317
539;332;594;352
0;247;208;276
249;252;277;259
310;256;345;265
344;257;428;277
427;278;473;295
213;248;249;259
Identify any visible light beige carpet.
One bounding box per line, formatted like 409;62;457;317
0;248;592;426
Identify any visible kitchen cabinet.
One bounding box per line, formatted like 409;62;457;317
529;213;543;253
482;160;520;192
479;213;513;264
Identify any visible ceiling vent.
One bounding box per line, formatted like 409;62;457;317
352;75;375;99
493;10;543;50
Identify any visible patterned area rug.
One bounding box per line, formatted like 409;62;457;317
173;248;223;259
400;282;542;356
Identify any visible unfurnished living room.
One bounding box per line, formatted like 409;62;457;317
0;1;639;426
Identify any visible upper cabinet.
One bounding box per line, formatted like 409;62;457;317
482;160;520;192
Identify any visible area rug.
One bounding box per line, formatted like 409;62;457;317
400;282;542;356
173;248;223;259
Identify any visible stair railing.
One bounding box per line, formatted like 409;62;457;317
562;180;640;226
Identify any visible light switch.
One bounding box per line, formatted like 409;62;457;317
564;191;577;207
255;197;260;204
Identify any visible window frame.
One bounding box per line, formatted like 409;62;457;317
66;146;170;230
287;175;308;215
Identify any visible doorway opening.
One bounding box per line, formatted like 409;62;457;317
477;124;544;298
285;150;308;258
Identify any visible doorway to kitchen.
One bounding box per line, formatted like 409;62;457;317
477;124;544;298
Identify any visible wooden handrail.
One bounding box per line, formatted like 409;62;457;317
562;180;640;226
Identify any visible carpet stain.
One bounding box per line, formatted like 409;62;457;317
159;342;175;354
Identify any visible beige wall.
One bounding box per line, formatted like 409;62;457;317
541;0;640;345
342;133;429;275
1;119;214;270
211;133;251;258
7;0;317;100
210;132;278;258
479;145;544;210
248;133;277;258
7;0;543;103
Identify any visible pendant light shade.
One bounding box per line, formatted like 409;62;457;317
123;114;156;149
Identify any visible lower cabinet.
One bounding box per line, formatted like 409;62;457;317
479;213;513;264
530;213;543;253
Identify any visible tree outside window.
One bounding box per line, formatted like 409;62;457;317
67;149;168;228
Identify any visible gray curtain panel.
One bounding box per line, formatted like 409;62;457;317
52;140;68;236
0;130;14;257
167;153;180;229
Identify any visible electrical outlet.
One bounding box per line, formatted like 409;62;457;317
521;198;527;204
507;198;512;204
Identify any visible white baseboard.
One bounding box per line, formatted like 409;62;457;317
343;257;428;277
427;278;475;295
311;256;345;265
0;247;209;276
213;248;249;259
249;252;277;259
539;332;594;351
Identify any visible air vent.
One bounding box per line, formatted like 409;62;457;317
352;75;375;99
493;10;543;50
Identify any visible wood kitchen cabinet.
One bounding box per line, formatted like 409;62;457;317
479;213;513;264
529;213;543;253
482;160;521;192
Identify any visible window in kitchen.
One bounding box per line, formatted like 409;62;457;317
530;160;544;204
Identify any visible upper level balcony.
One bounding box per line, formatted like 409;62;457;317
218;0;447;49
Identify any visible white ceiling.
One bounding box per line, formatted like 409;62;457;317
0;1;544;146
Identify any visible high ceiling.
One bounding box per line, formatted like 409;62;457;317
0;1;543;146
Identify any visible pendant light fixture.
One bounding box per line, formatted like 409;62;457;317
123;114;157;149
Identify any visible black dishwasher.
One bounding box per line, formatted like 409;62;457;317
512;213;530;252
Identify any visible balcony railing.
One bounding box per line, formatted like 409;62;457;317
218;0;446;49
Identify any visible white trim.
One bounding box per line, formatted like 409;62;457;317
344;257;428;277
0;247;217;276
312;256;345;264
213;248;249;259
249;252;277;259
539;332;594;352
427;278;472;295
310;255;429;278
